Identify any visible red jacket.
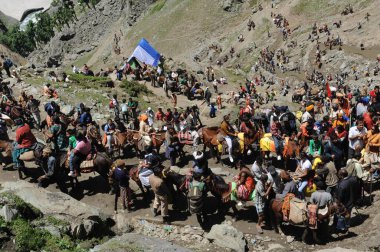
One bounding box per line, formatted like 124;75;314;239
16;124;36;148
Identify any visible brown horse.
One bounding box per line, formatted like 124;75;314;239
200;127;261;165
118;130;166;157
270;198;341;244
203;173;240;219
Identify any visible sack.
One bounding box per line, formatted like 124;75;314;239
4;59;13;68
346;160;357;177
188;181;205;214
289;198;307;225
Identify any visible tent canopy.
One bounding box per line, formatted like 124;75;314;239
128;38;160;67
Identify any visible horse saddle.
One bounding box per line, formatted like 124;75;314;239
19;142;44;162
288;198;308;225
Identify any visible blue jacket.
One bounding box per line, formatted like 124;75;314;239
79;112;92;125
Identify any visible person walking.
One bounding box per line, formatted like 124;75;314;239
112;159;132;213
149;168;170;224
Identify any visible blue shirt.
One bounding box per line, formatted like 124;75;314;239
79;112;92;124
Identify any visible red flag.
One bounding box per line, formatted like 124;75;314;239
326;82;332;98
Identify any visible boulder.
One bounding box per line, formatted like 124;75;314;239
91;233;193;252
0;181;111;239
40;225;62;238
0;205;18;222
205;223;246;252
71;219;97;239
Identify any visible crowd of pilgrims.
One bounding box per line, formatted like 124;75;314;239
1;58;380;238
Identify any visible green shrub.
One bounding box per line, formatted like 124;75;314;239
11;218;85;252
120;80;153;97
69;73;114;89
12;219;47;252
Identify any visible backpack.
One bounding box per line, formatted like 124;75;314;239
4;59;13;68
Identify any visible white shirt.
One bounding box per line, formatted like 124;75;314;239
348;126;367;150
300;159;312;171
301;111;312;123
72;66;79;73
121;103;128;112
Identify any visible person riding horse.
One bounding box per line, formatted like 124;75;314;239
12;118;37;176
220;114;237;163
71;131;91;177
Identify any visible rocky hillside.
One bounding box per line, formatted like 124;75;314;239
28;0;156;68
27;0;380;81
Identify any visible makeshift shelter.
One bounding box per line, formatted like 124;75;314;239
128;38;160;67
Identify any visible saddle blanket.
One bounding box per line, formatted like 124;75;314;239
178;131;198;145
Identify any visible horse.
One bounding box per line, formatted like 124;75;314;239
68;152;113;191
270;197;341;244
202;173;242;219
121;130;166;157
200;127;260;167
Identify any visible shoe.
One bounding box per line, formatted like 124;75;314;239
68;171;76;177
229;156;234;163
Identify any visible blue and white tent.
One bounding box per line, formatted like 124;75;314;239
128;38;160;67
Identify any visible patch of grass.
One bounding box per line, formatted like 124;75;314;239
66;51;95;72
46;216;69;227
120;80;153;97
11;218;85;252
27;76;46;86
12;218;47;252
69;74;114;89
150;0;166;14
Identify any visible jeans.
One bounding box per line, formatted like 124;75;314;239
298;180;308;199
69;151;74;172
224;136;233;158
122;111;128;122
107;134;113;152
273;136;283;154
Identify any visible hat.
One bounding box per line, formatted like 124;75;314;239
147;107;152;111
306;104;314;112
193;151;204;160
115;159;125;167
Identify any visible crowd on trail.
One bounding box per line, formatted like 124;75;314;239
0;4;380;243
